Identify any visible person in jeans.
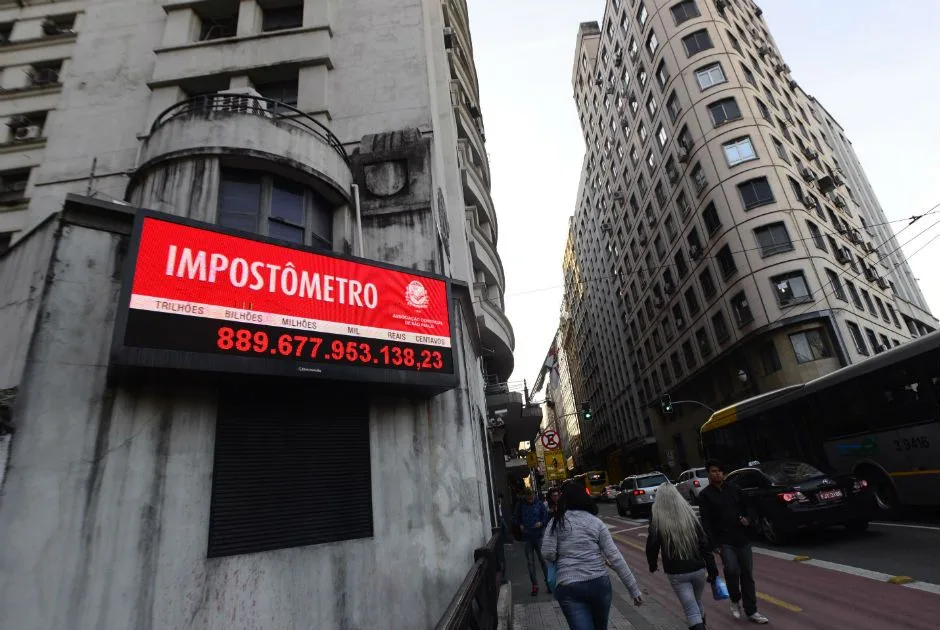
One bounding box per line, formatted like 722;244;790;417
646;483;718;630
542;481;643;629
513;488;551;595
698;459;769;624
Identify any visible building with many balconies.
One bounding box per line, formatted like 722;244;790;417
0;0;515;627
560;0;937;479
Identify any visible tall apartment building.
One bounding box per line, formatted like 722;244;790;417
562;0;937;479
0;0;515;627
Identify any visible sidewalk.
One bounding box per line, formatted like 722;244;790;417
504;539;688;630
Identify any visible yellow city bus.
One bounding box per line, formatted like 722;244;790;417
700;331;940;515
573;470;608;499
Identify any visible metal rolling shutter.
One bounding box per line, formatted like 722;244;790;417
207;387;373;558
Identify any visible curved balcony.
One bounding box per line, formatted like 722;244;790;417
458;142;497;240
138;94;352;199
455;102;490;187
475;286;515;382
447;43;479;106
468;218;505;291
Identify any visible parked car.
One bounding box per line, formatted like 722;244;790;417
726;460;875;545
600;485;620;502
615;471;670;518
676;467;710;504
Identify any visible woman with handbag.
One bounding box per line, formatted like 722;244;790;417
645;483;720;630
542;481;644;630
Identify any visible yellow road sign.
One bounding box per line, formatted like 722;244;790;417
526;451;538;468
544;450;566;480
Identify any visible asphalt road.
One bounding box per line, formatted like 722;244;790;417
595;502;940;629
597;501;940;584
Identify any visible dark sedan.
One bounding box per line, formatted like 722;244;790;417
726;460;875;545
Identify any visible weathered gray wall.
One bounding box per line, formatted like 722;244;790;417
0;217;492;629
0;217;58;389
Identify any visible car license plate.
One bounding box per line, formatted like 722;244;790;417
818;489;844;501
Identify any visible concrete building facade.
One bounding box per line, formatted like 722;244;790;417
561;0;937;478
0;0;516;628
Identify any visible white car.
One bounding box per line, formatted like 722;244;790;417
676;467;710;504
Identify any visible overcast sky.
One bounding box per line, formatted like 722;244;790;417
467;0;940;386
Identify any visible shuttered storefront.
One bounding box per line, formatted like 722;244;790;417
208;386;373;558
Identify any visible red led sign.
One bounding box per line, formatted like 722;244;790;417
111;211;457;390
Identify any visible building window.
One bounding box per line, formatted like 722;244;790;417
699;267;717;298
638;64;649;88
261;1;304;32
647;31;659;56
207;387;373;558
696;327;712;357
674;249;690;279
657;124;668;148
737;177;774;209
845;280;863;310
730;291;752;326
865;328;882;353
741;63;756;86
218;169;333;249
716;245;736;279
691;163;707;194
676;190;691;216
861;289;875;314
754;222;793;256
789;328;832;364
772;270;812;307
198;4;239;40
711;310;730;342
695;63;726;89
702;202;721;235
759;342;782;375
807;221;826;251
755;98;771;121
656;60;670;90
671;0;700;25
255;77;299;114
846;321;869;356
682;29;713;57
682;340;697;370
647;94;658;117
0;168;30;206
637;2;649;27
667;92;681;122
722;137;757;166
708;97;741;126
728;32;742;53
887;303;901;328
772;137;789;162
684;286;700;315
825;269;847;301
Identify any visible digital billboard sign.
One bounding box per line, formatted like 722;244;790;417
111;210;457;390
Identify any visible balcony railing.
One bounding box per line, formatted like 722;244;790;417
434;531;502;630
150;94;350;166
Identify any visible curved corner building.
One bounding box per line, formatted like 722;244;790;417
563;0;937;477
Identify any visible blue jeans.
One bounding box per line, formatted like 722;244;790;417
554;575;613;630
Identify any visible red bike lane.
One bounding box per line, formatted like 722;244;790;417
603;516;940;629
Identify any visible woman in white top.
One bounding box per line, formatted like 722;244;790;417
542;481;644;630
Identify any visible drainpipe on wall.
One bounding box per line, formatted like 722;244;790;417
351;184;363;257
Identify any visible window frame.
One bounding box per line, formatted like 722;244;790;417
682;29;713;57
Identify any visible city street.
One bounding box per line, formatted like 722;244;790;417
595;502;940;629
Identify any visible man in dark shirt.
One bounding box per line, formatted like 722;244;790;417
698;459;768;624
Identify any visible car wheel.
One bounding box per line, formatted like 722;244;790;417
628;503;636;519
617;503;626;517
759;515;788;545
845;519;869;533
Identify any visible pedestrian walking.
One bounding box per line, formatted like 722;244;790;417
542;481;643;630
547;487;561;517
646;483;718;630
513;488;551;595
698;459;769;624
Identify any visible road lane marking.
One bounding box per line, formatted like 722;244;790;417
613;533;645;551
904;581;940;595
870;521;940;531
756;592;803;613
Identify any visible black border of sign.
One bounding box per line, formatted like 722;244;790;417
109;208;459;392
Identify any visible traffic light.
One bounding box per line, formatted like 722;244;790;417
581;401;593;421
660;395;674;414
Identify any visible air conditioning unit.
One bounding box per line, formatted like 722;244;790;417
612;191;624;202
689;245;702;260
832;170;845;186
802;145;818;160
42;18;74;37
29;67;60;86
789;79;798;90
614;54;623;67
836;224;848;235
595;73;604;86
802;196;816;210
715;0;729;12
877;277;889;290
800;167;815;182
668;170;679;184
836;248;851;264
866;242;877;254
13;125;41;141
678;147;690;163
833;195;847;209
757;44;771;57
601;221;612;232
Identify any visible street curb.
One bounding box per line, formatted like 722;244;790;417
497;582;512;629
751;547;937;592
